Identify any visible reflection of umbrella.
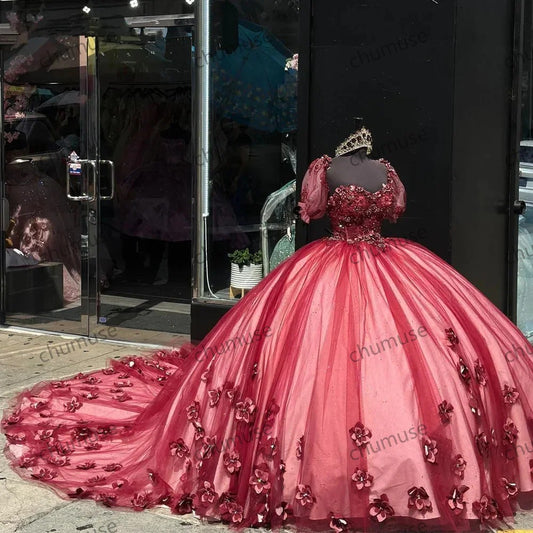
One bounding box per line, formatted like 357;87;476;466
212;20;297;133
37;90;84;109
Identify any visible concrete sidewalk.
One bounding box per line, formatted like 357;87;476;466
0;326;531;533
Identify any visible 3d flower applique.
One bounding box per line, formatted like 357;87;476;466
223;450;241;474
208;388;221;407
46;454;70;466
472;494;501;523
2;410;22;426
457;358;472;386
200;368;212;383
296;436;304;459
219;493;243;523
64;396;83;412
295;484;316;507
5;432;26;444
475;432;490;456
102;463;122;472
96;493;117;507
474;359;487;386
351;468;374;490
451;454;467;479
422;436;438;464
329;513;351;532
68;487;92;499
131;491;152;510
502;385;520;405
186;400;200;420
265;399;280;426
147;469;158;484
260;436;279;459
102;368;116;375
170;438;190;457
76;461;96;470
468;396;481;417
235;397;256;423
445;327;459;347
200;436;217;460
447;485;469;515
500;477;519;500
174;492;196;514
274;501;291;521
438;400;454;423
503;418;519;446
30;468;58;480
349;422;372;447
19;454;37;468
368;493;394;522
407;486;433;513
249;463;272;494
198;481;218;505
192;420;205;440
251;362;259;378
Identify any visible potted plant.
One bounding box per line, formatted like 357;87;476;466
228;248;263;290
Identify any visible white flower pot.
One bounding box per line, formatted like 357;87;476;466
230;263;263;289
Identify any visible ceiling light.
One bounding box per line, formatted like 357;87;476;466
82;5;91;14
185;0;195;5
129;0;139;7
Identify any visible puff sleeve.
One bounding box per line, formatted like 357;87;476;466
386;163;406;222
297;155;331;223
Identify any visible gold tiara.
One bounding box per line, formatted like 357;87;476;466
335;126;373;157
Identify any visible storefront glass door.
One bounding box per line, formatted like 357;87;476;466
1;2;194;344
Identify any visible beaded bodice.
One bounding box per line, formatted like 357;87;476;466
326;159;403;247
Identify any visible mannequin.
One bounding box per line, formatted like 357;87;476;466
326;118;388;193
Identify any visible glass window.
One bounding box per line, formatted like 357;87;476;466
195;0;299;302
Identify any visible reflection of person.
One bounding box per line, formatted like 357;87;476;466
4;133;81;303
5;127;533;532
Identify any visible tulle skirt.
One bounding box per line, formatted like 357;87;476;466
3;237;533;532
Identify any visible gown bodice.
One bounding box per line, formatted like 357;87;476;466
298;155;406;248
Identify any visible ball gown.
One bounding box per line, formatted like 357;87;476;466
2;156;533;532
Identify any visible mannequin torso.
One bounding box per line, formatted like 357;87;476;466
326;149;388;193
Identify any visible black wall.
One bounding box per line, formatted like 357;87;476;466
297;0;517;313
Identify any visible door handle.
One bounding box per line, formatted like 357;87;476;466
513;200;526;215
66;159;96;201
99;159;115;200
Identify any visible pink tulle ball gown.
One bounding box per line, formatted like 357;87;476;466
2;156;533;533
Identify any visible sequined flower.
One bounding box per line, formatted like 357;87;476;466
407;486;432;513
503;418;519;445
223;450;241;474
131;492;152;510
438;400;454;423
351;468;373;490
64;396;82;412
475;432;490;456
218;493;243;523
503;385;519;405
249;463;271;494
472;494;500;523
452;454;467;479
31;468;57;480
500;477;518;499
446;328;459;346
208;388;221;407
36;428;55;441
186;401;200;421
226;502;244;523
296;484;316;507
85;441;102;451
474;360;487;386
102;463;122;472
447;485;469;515
422;436;438;463
200;436;217;460
349;422;372;447
175;492;195;514
368;493;394;522
329;513;350;532
296;436;304;459
198;481;218;504
47;454;70;466
457;358;471;385
170;438;190;458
